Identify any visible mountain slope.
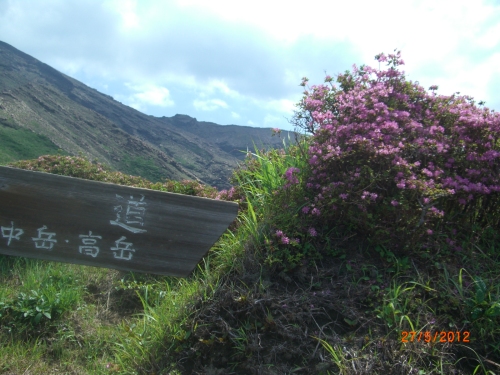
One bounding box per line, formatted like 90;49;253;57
0;40;293;188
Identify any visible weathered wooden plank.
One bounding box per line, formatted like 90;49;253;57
0;166;239;277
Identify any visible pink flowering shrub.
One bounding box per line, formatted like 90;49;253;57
283;167;301;188
293;51;500;253
10;155;242;202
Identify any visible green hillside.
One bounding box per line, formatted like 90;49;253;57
0;119;67;164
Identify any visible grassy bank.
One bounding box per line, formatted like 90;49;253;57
0;120;67;164
0;138;498;374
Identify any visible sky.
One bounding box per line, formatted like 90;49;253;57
1;0;499;131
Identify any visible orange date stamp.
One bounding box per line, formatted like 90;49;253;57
401;331;470;343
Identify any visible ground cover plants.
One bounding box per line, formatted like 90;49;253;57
0;50;499;374
0;119;66;164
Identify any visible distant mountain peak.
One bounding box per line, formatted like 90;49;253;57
0;40;293;189
172;114;196;120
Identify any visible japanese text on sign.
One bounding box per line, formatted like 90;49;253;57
79;231;102;258
110;194;147;233
0;192;149;262
1;221;138;262
1;221;24;246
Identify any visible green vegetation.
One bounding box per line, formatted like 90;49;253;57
0;121;66;164
1;52;499;373
120;155;168;183
0;139;498;373
176;156;197;172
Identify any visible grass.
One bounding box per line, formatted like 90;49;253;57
0;120;67;164
120;155;168;183
0;137;499;374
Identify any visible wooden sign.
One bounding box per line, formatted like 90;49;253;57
0;166;239;277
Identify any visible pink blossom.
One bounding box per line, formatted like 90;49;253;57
284;167;300;185
294;49;500;254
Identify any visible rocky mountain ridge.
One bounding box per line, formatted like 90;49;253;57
0;40;294;188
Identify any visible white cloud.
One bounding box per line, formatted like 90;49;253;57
203;79;240;98
263;114;282;126
149;74;241;100
105;0;140;30
193;98;228;111
263;98;297;114
475;22;500;49
123;83;175;108
1;0;499;132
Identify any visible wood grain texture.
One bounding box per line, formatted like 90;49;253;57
0;166;239;276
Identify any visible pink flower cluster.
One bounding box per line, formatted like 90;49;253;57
274;229;299;245
308;227;317;237
301;205;321;216
293;50;500;244
283;167;301;189
213;186;249;204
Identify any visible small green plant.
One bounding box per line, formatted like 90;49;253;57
357;265;384;291
467;276;500;321
375;281;422;330
312;336;349;374
230;325;250;357
16;290;57;325
1;290;60;326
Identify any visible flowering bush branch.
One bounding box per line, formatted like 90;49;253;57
291;50;500;252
